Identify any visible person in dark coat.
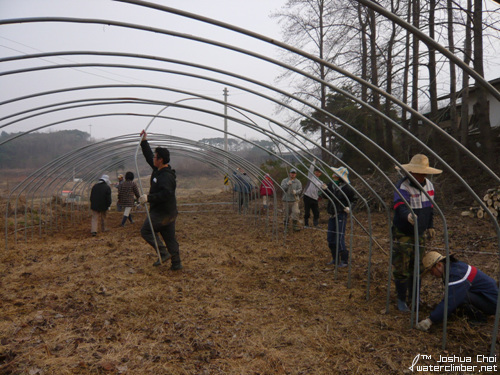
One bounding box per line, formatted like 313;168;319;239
115;174;124;212
138;130;182;270
322;166;356;267
117;171;140;227
90;174;112;236
233;168;253;213
416;251;498;331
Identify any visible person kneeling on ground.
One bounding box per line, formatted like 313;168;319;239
416;251;498;332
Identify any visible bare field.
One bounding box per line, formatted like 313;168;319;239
1;185;499;374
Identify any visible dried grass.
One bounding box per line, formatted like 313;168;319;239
0;191;499;374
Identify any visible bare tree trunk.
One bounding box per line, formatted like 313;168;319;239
460;0;472;149
401;0;412;160
318;1;328;163
427;0;438;152
410;0;421;154
472;0;493;166
368;8;384;155
358;2;368;103
357;2;370;157
384;0;398;158
446;0;460;167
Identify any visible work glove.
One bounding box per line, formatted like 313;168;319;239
427;228;436;239
407;213;415;225
292;190;297;195
416;318;432;332
321;183;327;190
344;207;350;214
288;180;293;186
139;194;148;204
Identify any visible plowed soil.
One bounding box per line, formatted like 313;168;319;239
1;186;499;374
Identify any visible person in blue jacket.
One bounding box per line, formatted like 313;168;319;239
233;168;253;213
416;251;498;331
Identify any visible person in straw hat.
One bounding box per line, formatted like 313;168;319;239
321;166;356;267
415;251;498;332
392;154;442;312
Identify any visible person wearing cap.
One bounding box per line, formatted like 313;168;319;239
321;166;356;267
138;130;182;270
392;154;442;312
89;174;112;236
303;160;323;227
115;174;124;212
259;173;274;209
416;251;498;331
280;168;303;231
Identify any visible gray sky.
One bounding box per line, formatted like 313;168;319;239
2;0;499;146
0;0;288;142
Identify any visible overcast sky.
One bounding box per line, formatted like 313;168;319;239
2;0;499;147
0;0;289;142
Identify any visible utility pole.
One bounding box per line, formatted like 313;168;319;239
223;88;229;191
223;88;228;153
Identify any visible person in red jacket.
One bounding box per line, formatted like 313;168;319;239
259;174;274;209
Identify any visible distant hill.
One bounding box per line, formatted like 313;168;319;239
0;130;91;170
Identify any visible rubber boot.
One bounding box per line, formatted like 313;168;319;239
153;247;171;267
292;220;301;232
327;244;338;265
170;253;183;271
395;279;410;312
339;250;349;268
313;218;319;227
128;214;134;224
120;215;127;227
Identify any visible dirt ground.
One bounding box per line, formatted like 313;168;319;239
1;185;500;374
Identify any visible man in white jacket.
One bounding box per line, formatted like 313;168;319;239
303;160;323;227
280;168;302;232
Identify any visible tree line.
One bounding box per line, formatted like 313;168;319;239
0;130;91;170
273;0;500;170
0;131;278;174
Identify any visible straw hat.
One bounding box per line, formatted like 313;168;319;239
422;251;453;274
398;154;442;175
331;166;350;184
